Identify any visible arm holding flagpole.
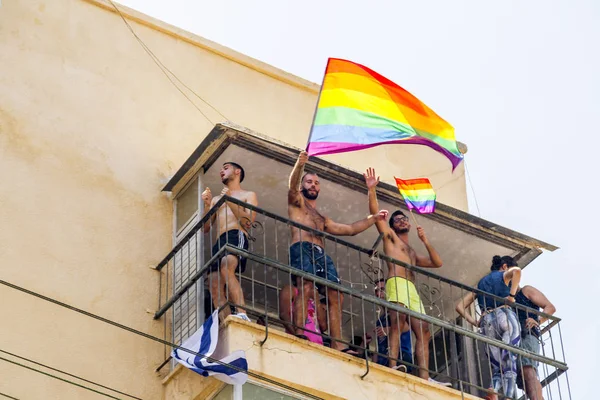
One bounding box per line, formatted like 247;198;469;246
415;227;443;268
288;151;308;207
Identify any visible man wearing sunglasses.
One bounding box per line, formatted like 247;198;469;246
364;168;449;386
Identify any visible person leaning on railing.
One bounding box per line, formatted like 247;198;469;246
514;285;556;400
455;255;522;400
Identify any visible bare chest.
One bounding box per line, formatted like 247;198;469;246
292;204;326;230
385;236;416;264
216;192;249;215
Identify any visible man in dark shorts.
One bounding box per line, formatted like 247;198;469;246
287;151;387;350
289;241;340;290
210;229;249;274
202;162;257;321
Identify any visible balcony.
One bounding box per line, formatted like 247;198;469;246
153;124;570;400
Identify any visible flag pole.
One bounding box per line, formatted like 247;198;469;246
305;58;331;152
409;209;419;227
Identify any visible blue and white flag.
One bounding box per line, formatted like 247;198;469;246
171;310;248;385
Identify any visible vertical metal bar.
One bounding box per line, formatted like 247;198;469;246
448;328;459;387
557;322;567;364
548;326;557;366
564;370;573;400
440;279;451;381
186;238;192;334
360;295;370;379
347;243;354;345
555;365;563;400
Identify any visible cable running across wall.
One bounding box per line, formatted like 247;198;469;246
0;355;122;400
107;0;229;125
0;391;20;400
0;279;323;400
0;349;142;400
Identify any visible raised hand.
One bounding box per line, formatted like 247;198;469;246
363;167;380;189
297;151;309;166
221;187;230;197
416;226;429;244
201;187;212;206
375;210;389;221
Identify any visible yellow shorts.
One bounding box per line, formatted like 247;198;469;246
385;277;425;314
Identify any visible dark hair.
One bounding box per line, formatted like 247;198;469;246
389;210;407;228
224;162;245;183
490;255;518;271
375;278;386;285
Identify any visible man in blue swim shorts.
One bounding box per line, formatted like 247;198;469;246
286;151;387;350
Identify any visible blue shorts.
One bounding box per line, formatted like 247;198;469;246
289;242;340;292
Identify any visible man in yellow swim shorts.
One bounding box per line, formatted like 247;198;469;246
364;168;450;387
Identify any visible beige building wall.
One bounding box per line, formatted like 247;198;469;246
164;318;480;400
0;0;468;399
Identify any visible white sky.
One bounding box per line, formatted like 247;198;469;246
117;1;598;397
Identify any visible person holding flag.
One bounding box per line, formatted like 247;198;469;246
287;152;388;351
364;167;450;387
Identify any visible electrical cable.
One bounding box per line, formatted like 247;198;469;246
0;349;141;400
0;279;323;400
107;0;229;125
464;159;482;217
0;355;121;399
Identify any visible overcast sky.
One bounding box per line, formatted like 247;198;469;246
117;1;598;397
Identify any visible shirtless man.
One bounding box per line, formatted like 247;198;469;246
364;167;449;386
202;162;258;321
287;151;387;350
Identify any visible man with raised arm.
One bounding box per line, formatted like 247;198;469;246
364;167;450;386
287;151;387;351
201;162;258;321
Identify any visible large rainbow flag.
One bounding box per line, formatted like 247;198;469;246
395;177;436;214
306;58;463;170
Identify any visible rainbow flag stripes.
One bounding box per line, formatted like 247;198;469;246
306;58;463;170
395;177;436;214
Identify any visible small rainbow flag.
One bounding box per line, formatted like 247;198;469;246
306;58;463;170
395;177;436;214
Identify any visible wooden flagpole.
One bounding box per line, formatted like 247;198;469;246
408;209;419;227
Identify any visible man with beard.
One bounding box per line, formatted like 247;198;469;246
202;162;258;321
364;167;449;386
287;151;387;350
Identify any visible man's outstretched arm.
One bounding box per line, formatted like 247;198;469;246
324;211;388;237
288;151;308;206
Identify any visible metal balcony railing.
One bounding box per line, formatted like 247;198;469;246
154;196;571;400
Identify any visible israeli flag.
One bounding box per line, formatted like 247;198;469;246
171;310;248;385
